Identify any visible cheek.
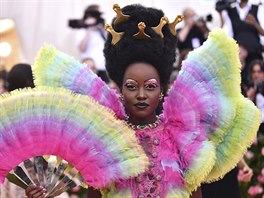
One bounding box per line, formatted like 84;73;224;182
122;91;135;105
150;92;161;104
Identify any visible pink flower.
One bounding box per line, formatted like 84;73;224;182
248;185;263;196
258;175;264;184
262;147;264;156
262;168;264;176
253;137;258;145
245;151;254;159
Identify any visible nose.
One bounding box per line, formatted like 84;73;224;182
136;87;147;100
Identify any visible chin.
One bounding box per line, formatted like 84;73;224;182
133;111;153;119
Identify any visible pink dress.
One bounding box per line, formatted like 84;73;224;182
114;122;184;197
30;29;261;198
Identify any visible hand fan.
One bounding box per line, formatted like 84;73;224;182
7;155;86;197
0;87;149;195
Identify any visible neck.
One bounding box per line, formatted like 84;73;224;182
127;114;157;125
240;0;248;8
126;115;161;130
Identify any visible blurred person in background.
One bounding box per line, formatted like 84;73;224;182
0;67;7;94
246;59;264;102
77;4;109;83
218;0;264;65
7;63;35;91
177;7;206;54
238;42;250;95
195;15;212;39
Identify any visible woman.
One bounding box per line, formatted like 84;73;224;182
22;4;260;198
247;59;264;102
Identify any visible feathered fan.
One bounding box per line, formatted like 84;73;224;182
0;87;149;196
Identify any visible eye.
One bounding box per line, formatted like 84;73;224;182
124;83;137;90
145;83;159;90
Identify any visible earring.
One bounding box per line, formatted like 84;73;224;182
159;92;164;101
120;94;124;102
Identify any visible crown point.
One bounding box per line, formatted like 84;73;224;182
113;4;130;26
105;24;124;45
168;15;184;36
133;22;151;40
152;16;169;38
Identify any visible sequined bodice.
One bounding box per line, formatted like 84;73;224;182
132;125;164;198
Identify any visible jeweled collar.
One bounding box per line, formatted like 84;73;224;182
126;116;162;130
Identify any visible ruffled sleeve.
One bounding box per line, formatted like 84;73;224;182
32;44;125;119
162;29;261;192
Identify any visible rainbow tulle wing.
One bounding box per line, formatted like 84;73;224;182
0;87;149;188
32;45;125;119
163;29;261;189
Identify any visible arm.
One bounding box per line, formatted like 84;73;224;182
178;26;191;42
190;187;203;198
237;158;253;182
221;10;234;37
218;11;224;28
79;29;91;52
245;13;264;35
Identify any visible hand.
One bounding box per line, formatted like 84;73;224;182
238;165;253;182
25;184;47;198
245;13;257;27
247;87;256;101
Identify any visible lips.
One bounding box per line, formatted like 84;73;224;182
134;102;149;109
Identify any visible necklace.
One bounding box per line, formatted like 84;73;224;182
126;116;162;130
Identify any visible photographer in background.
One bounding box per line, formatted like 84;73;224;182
70;4;109;83
177;8;206;54
217;0;264;65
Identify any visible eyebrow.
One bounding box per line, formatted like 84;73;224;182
124;78;159;84
144;78;159;83
124;79;138;84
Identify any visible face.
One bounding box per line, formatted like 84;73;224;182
121;63;162;124
183;8;196;26
252;64;264;84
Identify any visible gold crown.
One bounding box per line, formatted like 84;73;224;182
105;4;183;45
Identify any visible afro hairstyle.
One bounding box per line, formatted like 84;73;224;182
104;4;177;88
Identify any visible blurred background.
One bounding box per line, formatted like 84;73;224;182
0;0;263;198
0;0;223;69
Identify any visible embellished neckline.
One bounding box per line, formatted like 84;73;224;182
126;116;162;130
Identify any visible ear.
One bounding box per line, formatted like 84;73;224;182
160;86;164;95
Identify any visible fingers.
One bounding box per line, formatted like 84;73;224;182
245;13;256;25
25;184;47;198
243;166;253;175
240;167;253;182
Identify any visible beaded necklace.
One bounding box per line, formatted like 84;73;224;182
126;116;161;130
